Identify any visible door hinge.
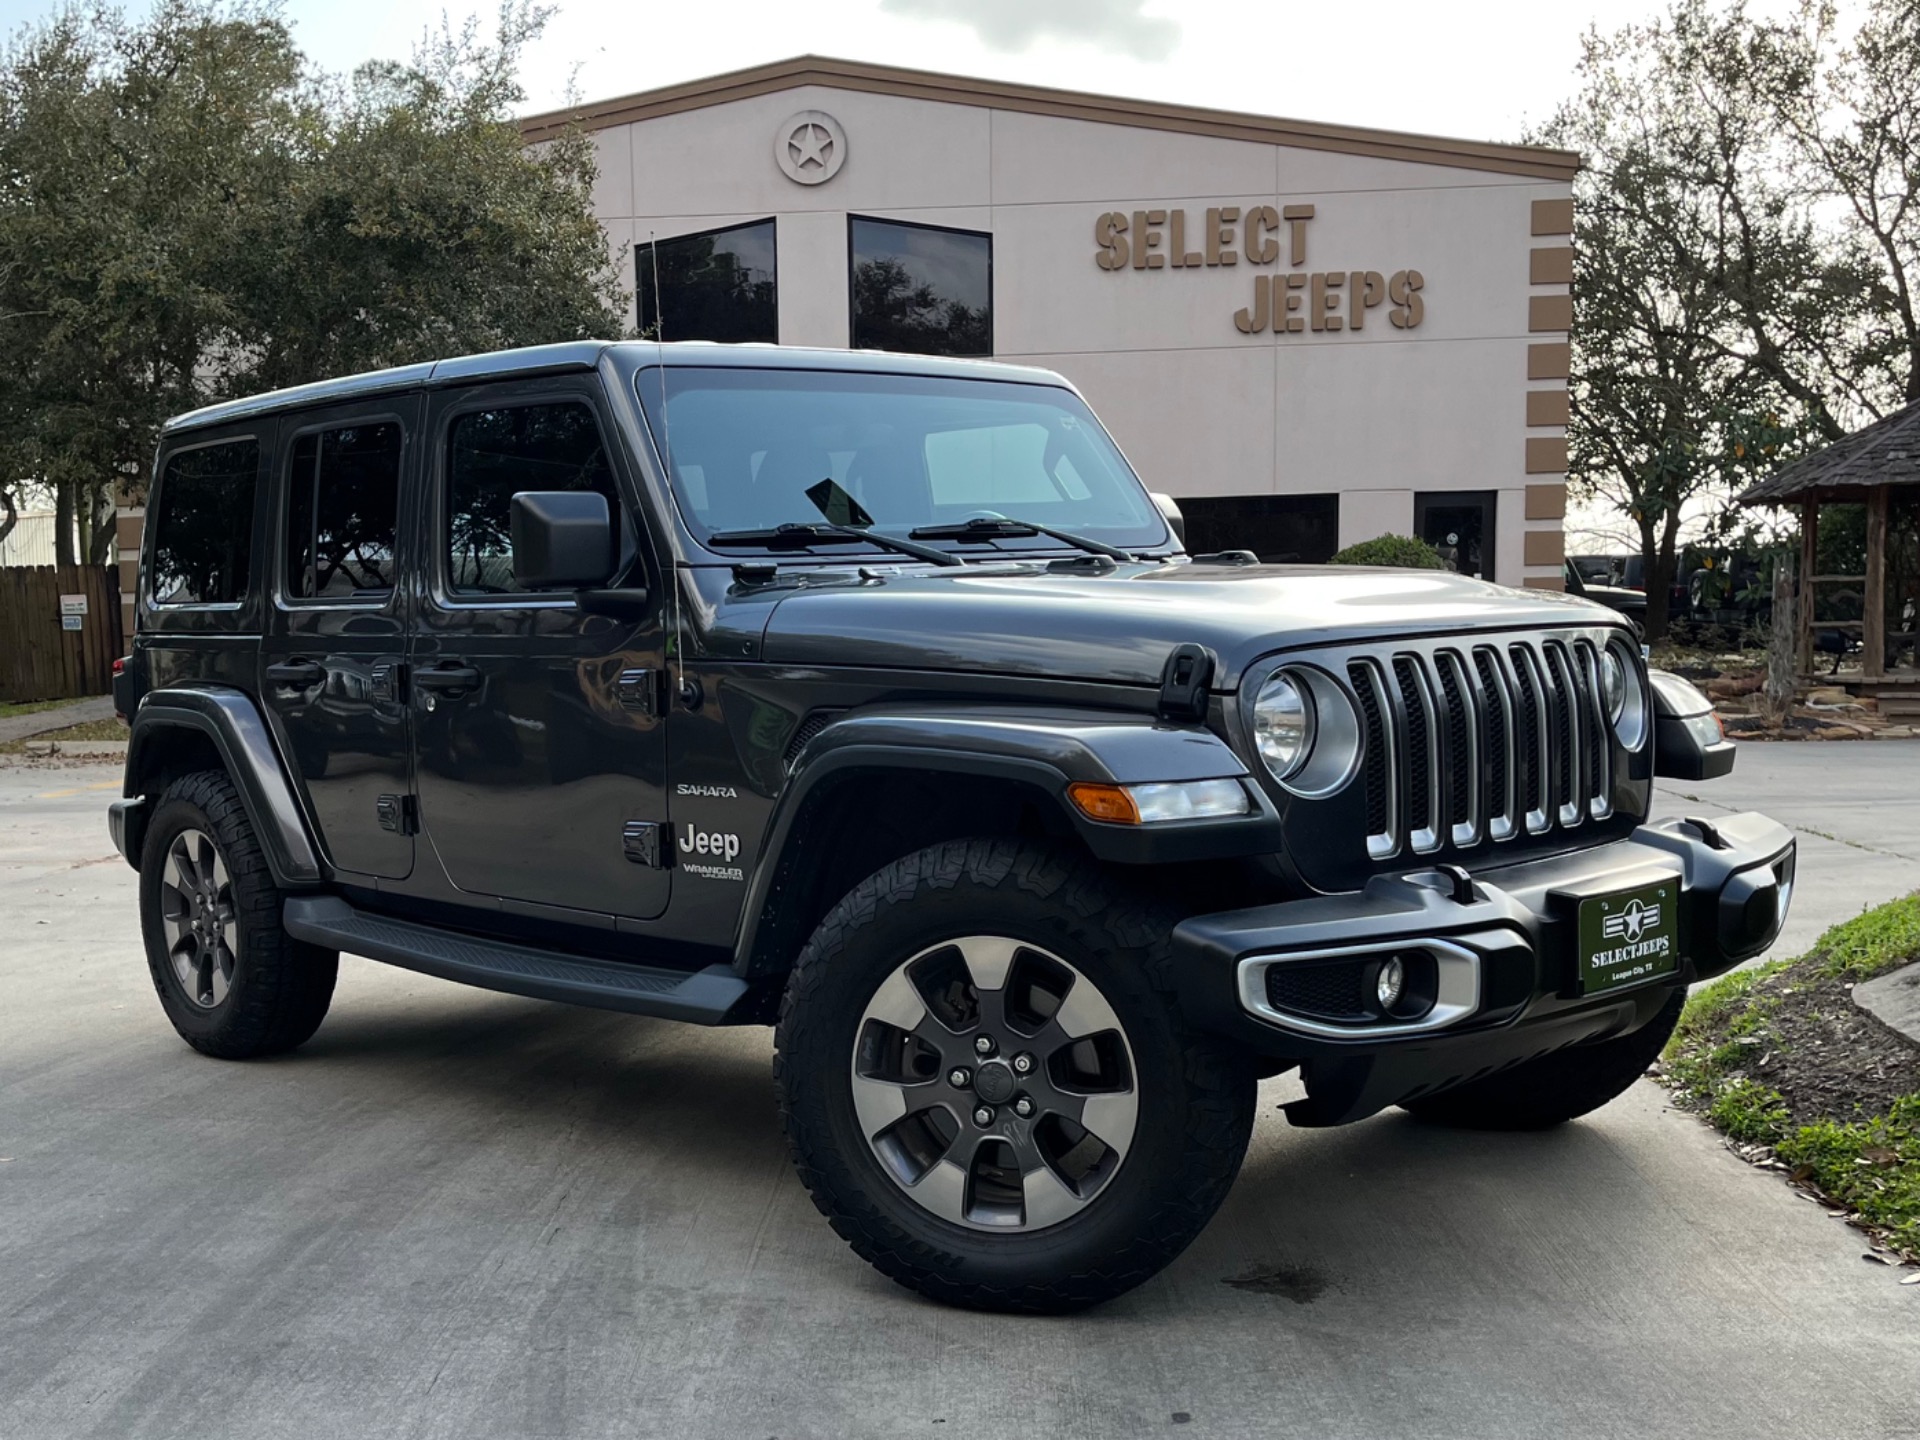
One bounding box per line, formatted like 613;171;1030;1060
376;794;418;836
622;820;672;868
616;667;669;717
370;661;407;705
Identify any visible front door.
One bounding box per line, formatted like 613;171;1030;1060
1416;490;1498;582
408;379;671;921
259;399;419;881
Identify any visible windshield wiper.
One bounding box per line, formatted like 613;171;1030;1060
707;522;961;567
908;516;1136;562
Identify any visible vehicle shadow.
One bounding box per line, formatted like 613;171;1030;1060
280;985;1670;1315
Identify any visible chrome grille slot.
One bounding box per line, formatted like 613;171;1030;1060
1472;647;1516;842
1350;661;1392;853
1391;657;1441;854
1337;632;1618;862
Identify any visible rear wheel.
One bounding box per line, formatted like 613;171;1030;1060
1400;987;1686;1130
775;839;1255;1313
140;771;338;1059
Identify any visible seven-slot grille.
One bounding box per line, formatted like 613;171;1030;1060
1346;636;1615;860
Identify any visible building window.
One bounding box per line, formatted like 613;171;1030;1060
149;438;260;605
446;402;617;595
849;216;991;357
637;220;777;344
1179;494;1340;564
284;422;403;601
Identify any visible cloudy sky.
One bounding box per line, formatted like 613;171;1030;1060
3;0;1684;144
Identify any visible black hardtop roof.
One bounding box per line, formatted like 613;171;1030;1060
162;341;1074;436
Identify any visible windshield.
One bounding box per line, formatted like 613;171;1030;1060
634;366;1170;554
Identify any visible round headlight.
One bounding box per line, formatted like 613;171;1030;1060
1253;671;1316;780
1599;649;1626;724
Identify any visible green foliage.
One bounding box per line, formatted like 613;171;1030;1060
0;0;627;547
1709;1079;1791;1145
1663;892;1920;1258
1535;0;1920;639
1328;534;1449;570
1810;894;1920;980
1774;1098;1920;1255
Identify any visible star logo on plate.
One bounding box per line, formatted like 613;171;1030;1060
774;110;847;185
1603;897;1662;942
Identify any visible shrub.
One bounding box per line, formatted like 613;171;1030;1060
1328;534;1450;570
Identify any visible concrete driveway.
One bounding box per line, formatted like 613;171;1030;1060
2;746;1916;1440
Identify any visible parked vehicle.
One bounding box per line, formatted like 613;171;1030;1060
110;342;1790;1312
1562;559;1647;635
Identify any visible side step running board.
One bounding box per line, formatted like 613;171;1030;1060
282;896;752;1025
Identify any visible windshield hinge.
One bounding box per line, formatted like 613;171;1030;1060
1157;644;1216;723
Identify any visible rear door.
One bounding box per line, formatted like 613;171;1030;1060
407;378;671;920
258;398;419;881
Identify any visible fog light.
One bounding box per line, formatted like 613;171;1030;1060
1376;955;1406;1011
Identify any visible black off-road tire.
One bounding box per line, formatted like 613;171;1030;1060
774;838;1257;1314
1400;987;1686;1131
139;770;338;1059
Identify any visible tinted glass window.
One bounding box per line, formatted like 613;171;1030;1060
638;221;777;344
1181;494;1340;564
637;367;1166;552
150;439;259;605
446;402;616;594
849;218;991;357
285;422;403;600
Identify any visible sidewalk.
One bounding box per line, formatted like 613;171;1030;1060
0;695;115;745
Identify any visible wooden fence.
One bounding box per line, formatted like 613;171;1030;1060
0;565;123;703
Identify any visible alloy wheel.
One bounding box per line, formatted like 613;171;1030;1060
849;935;1139;1231
159;827;238;1009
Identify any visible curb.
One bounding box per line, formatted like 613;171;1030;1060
1853;961;1920;1051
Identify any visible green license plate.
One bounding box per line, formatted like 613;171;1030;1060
1576;878;1681;995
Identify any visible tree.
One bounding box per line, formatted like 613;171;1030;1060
0;0;626;564
1759;0;1920;411
1539;1;1840;638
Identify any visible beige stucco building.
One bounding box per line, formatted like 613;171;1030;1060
111;57;1576;640
524;55;1577;588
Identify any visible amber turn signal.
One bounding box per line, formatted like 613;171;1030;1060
1067;782;1141;825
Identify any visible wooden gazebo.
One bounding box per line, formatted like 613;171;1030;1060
1738;399;1920;694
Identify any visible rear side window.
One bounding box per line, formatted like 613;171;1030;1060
284;422;403;601
150;439;260;606
445;401;617;594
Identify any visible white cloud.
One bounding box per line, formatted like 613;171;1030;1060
878;0;1179;62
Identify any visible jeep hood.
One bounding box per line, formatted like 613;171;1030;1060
751;562;1614;690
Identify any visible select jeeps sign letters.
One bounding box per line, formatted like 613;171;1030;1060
1092;203;1424;336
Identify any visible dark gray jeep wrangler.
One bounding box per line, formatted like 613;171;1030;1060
110;341;1791;1312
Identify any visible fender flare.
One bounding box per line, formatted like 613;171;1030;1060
731;705;1283;976
123;686;324;887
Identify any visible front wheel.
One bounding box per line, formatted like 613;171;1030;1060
139;770;338;1059
775;839;1256;1313
1400;988;1686;1130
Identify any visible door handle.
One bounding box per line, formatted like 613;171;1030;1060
413;665;480;692
266;660;324;686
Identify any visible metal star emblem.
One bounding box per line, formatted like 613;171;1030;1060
789;123;831;168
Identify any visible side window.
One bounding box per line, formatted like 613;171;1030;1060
445;401;618;595
284;422;403;601
150;438;260;605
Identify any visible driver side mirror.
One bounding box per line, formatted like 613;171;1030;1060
1151;492;1186;547
510;491;616;590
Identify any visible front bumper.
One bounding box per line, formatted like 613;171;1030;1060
1171;813;1795;1126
